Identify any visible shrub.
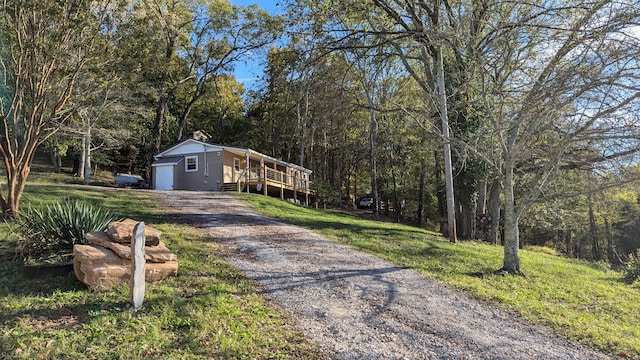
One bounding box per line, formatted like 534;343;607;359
15;199;121;260
524;245;560;256
624;251;640;283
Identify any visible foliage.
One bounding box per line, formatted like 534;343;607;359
0;0;112;216
524;245;561;257
14;199;120;261
313;180;341;206
240;192;640;357
623;251;640;283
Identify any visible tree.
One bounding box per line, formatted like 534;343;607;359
139;0;283;153
173;2;284;142
181;73;245;145
476;0;640;273
327;0;640;272
0;0;111;216
341;38;396;220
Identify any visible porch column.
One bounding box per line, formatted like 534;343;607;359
293;171;298;202
305;176;309;206
245;152;250;193
280;169;284;200
261;159;267;196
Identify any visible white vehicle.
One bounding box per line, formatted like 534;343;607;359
358;197;374;209
114;173;146;188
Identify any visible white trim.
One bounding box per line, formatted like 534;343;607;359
185;156;198;172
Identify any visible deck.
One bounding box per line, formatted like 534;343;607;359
227;166;314;204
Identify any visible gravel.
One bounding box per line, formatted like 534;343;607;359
155;191;611;360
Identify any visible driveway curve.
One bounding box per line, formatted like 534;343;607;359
155;191;609;360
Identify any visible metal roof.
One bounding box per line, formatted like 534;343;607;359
151;156;183;166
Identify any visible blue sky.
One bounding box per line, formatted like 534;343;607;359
229;1;284;90
230;0;282;14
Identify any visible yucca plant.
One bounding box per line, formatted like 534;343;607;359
15;199;121;261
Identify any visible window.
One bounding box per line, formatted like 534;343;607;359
185;156;198;172
234;158;241;172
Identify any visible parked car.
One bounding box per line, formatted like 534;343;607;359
358;197;374;209
114;173;147;188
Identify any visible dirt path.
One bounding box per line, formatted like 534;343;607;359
155;191;610;360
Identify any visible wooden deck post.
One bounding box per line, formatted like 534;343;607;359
262;161;267;196
279;170;284;199
305;179;309;206
293;172;298;203
245;153;250;193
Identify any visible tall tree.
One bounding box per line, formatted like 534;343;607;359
174;2;283;141
349;0;461;240
0;0;111;216
141;0;283;153
476;0;640;273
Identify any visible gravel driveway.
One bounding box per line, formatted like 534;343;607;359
156;191;610;360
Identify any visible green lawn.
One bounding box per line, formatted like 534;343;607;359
0;184;325;359
1;181;638;359
239;192;640;359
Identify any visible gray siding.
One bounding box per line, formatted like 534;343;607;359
174;152;223;191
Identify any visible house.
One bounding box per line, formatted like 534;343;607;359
151;138;314;204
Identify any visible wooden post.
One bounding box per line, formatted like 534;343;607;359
293;172;298;203
279;170;284;199
303;174;309;206
260;159;267;196
130;222;146;309
245;153;250;193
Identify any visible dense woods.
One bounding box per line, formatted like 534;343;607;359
1;0;640;271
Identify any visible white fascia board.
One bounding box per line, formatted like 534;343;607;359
158;139;223;157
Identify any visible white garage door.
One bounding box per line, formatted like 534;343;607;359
154;165;174;190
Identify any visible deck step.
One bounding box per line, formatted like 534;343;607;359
218;183;240;192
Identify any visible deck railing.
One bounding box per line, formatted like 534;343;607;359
239;166;312;193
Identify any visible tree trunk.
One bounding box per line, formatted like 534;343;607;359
153;32;176;154
49;145;61;173
299;83;309;168
434;150;446;234
176;96;199;141
3;156;33;217
476;180;487;217
367;94;380;220
603;217;616;265
487;179;502;245
417;154;427;227
337;155;343;207
564;229;572;258
502;162;521;273
587;192;600;261
83;125;91;186
78;137;86;180
153;96;169;153
391;167;398;221
436;46;456;243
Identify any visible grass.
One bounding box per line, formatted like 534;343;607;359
2;165;638;358
238;192;640;359
0;178;325;359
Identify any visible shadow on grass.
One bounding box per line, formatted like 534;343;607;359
0;262;85;297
